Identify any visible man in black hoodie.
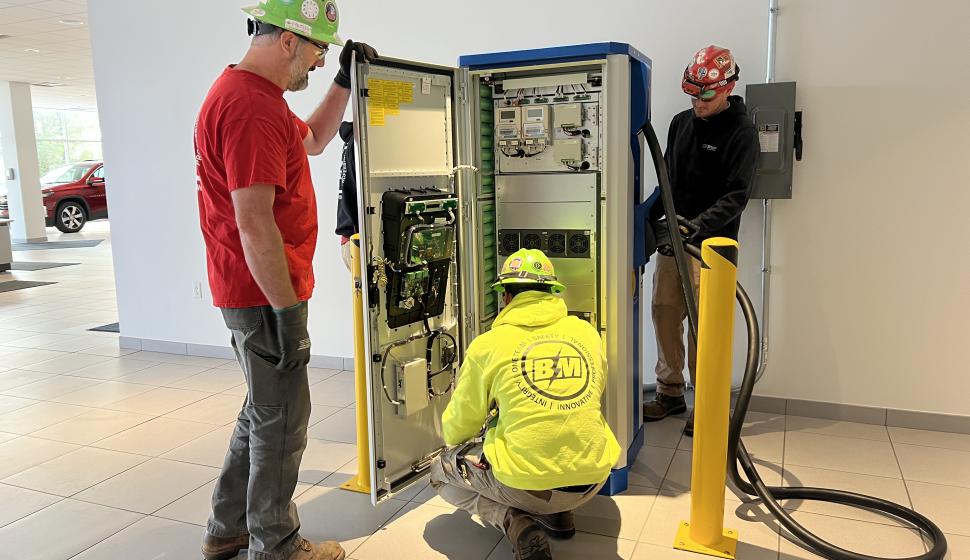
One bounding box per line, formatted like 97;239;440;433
644;45;759;435
335;121;358;269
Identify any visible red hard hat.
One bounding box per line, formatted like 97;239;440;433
682;45;739;99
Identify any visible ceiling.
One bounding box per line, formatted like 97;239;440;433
0;0;96;110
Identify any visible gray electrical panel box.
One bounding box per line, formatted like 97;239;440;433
746;81;796;199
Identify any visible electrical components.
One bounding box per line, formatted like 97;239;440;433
522;106;549;140
492;78;601;173
554;139;583;164
496;107;521;142
381;189;457;328
396;358;430;417
553;103;582;128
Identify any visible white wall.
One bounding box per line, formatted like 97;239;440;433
753;0;970;416
89;0;970;416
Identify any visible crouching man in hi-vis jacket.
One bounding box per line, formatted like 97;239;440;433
430;249;621;560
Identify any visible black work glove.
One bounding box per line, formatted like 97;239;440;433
653;219;674;256
334;39;379;89
273;301;311;372
682;218;703;244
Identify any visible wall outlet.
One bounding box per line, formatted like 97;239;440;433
192;281;203;300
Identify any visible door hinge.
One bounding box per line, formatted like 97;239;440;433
457;82;467;105
462;201;472;224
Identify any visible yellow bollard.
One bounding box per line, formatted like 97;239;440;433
340;234;371;494
674;237;740;559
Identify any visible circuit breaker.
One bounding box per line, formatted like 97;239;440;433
746;81;797;199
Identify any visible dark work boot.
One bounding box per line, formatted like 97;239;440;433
201;532;248;560
683;410;695;437
642;393;688;421
533;510;575;540
504;508;553;560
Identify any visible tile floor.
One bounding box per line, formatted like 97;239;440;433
1;223;968;559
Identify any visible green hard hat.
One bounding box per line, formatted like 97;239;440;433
242;0;343;46
492;249;566;294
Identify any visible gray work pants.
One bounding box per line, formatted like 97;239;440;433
207;306;312;560
429;442;605;532
652;254;702;398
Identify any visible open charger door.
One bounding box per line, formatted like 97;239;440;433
351;56;473;505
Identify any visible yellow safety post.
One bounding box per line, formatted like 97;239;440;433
674;237;740;559
341;234;371;494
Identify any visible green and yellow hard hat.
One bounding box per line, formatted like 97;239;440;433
242;0;343;46
492;249;566;294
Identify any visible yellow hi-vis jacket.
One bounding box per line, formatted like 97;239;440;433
442;291;621;490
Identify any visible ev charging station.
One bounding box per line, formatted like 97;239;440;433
351;43;653;504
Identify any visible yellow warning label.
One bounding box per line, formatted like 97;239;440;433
367;78;414;126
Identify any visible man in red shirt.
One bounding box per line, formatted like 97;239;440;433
194;2;376;559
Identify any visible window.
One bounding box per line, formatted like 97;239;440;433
92;166;104;180
40;163;93;186
33;108;103;175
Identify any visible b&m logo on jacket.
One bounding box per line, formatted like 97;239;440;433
511;334;597;410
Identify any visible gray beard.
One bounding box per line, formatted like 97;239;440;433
287;74;309;92
286;55;310;92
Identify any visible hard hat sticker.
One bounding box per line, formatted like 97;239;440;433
284;18;312;35
325;1;338;22
250;8;266;17
696;67;708;79
301;0;319;20
508;257;523;271
708;68;720;80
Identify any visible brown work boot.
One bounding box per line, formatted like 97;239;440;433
285;537;346;560
683;410;695;437
533;511;575;540
642;393;687;421
504;508;553;560
201;531;248;560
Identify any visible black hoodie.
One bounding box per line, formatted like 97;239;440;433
653;95;759;241
335;121;358;238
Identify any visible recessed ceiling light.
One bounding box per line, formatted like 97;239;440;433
34;82;64;87
0;35;11;40
24;48;41;54
58;19;85;26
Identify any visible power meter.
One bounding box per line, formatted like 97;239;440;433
495;107;521;141
522;106;549;140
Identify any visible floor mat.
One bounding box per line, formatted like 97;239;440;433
0;280;56;293
10;261;80;271
12;240;103;251
88;322;120;333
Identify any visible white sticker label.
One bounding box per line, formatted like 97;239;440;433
284;19;312;36
421;77;431;95
759;125;780;153
301;0;319;21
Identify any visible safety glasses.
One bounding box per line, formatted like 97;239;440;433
681;65;739;101
302;37;330;61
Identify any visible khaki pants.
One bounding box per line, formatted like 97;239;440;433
429;442;605;532
651;254;701;398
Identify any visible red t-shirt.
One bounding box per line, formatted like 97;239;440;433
195;66;317;308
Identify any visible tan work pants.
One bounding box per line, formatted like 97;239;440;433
651;254;701;398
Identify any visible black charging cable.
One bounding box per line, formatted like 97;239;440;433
641;120;948;560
